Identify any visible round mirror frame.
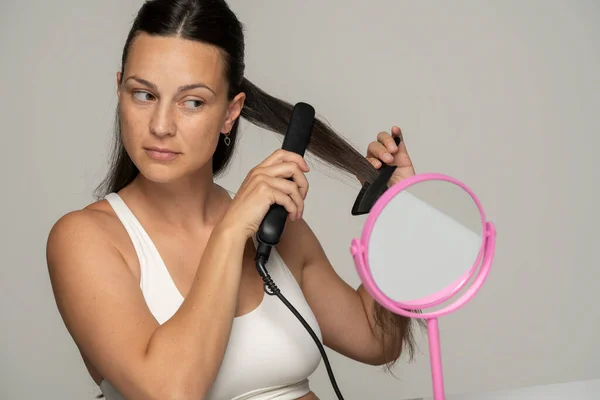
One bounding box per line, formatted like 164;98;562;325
350;173;497;319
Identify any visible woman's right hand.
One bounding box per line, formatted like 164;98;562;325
219;149;310;239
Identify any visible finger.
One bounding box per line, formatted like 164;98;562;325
252;179;299;220
392;128;411;161
254;176;304;220
260;149;310;172
253;162;309;199
367;156;382;169
391;126;406;150
269;177;305;219
271;188;300;221
391;125;403;139
367;141;394;165
390;127;414;171
377;131;398;153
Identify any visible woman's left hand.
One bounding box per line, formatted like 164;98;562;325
365;125;416;187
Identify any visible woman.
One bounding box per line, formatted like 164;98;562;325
46;1;419;399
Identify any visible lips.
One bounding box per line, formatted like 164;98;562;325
144;146;179;154
144;147;180;161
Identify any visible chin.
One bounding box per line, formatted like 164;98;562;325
135;160;187;184
142;171;183;184
137;159;212;186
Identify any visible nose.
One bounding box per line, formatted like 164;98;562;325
149;102;176;137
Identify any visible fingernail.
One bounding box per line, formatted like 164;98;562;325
384;153;394;162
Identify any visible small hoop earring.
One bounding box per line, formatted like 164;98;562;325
223;134;231;147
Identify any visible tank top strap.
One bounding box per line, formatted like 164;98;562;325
104;192;151;261
103;192;184;321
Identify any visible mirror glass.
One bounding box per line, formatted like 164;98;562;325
368;179;483;304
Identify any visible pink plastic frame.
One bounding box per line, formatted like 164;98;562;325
350;173;496;400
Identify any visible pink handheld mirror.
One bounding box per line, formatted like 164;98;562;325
350;172;496;400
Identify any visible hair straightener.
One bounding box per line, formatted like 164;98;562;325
254;102;345;400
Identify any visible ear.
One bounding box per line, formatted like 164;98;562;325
116;72;122;99
221;92;246;134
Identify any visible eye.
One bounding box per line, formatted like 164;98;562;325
182;99;204;110
132;90;155;102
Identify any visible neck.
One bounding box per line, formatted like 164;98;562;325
124;167;230;231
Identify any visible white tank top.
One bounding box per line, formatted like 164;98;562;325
98;192;322;400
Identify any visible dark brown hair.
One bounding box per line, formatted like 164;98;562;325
95;0;420;395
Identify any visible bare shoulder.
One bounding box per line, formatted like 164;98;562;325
45;197;142;308
46;199;122;267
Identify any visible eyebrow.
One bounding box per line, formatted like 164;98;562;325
124;75;216;95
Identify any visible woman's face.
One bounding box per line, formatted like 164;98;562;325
117;33;245;184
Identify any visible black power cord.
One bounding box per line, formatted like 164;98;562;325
255;245;345;400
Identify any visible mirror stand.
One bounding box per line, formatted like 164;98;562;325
428;318;445;399
351;173;497;400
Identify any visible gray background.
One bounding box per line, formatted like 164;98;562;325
1;0;599;399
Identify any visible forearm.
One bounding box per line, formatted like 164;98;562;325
142;222;247;397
